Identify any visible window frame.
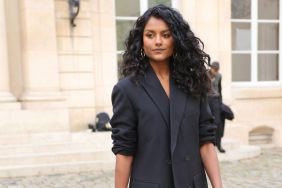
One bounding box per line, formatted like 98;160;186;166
231;0;282;88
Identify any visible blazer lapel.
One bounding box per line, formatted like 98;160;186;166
140;64;170;129
169;77;187;155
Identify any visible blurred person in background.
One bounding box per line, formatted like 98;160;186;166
207;61;225;153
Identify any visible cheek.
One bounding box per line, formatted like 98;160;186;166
168;39;174;48
167;40;174;54
143;39;151;53
165;38;173;47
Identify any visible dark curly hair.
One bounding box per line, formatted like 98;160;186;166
121;4;211;97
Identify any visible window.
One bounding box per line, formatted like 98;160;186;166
115;0;174;78
231;0;282;86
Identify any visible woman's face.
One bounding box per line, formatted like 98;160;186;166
143;17;174;64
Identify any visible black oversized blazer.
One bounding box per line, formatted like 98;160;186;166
110;63;216;188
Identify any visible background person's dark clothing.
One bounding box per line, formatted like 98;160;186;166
220;103;235;138
221;103;234;121
96;112;111;131
110;64;216;188
207;96;222;148
207;71;224;149
207;72;222;101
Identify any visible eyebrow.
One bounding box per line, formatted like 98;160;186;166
144;29;171;33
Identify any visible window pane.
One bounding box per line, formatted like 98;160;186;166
231;0;251;19
258;23;279;50
258;0;279;19
116;0;140;17
149;0;171;7
232;54;251;81
258;54;279;81
116;20;136;51
232;23;251;50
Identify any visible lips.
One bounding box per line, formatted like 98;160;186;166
152;49;165;53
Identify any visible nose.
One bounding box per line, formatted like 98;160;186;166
155;35;162;46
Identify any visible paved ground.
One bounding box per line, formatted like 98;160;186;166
219;147;282;188
0;148;281;188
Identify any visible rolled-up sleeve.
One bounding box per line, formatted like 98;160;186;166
110;84;137;156
199;95;217;146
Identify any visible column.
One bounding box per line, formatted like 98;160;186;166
0;0;16;103
218;0;232;102
92;0;118;113
19;0;65;108
179;0;197;29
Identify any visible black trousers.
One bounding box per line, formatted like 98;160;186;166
207;96;222;148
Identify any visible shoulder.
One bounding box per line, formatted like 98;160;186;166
111;76;141;110
113;75;143;99
114;76;136;92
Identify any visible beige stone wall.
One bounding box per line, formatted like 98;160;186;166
92;0;118;115
5;0;24;99
1;0;69;134
1;0;117;133
179;0;232;101
54;0;117;131
226;91;282;146
55;0;96;131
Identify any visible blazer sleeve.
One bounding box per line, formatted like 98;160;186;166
110;84;138;156
199;95;217;146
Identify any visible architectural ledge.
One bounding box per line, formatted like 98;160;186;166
232;87;282;99
19;91;66;102
0;92;16;102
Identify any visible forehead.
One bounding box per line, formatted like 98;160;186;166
144;17;170;31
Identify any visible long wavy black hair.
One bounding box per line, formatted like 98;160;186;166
121;4;211;97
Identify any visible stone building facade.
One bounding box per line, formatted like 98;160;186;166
0;0;281;146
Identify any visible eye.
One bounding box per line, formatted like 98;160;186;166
145;33;154;38
163;33;171;38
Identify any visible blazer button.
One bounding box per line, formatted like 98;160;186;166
166;159;172;165
185;155;191;161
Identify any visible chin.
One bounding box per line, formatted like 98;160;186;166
149;56;171;63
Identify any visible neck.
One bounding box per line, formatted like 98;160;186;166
149;60;170;78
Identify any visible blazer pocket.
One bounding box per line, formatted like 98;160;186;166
130;179;160;188
193;171;208;188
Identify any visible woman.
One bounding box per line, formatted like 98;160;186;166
110;5;222;188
